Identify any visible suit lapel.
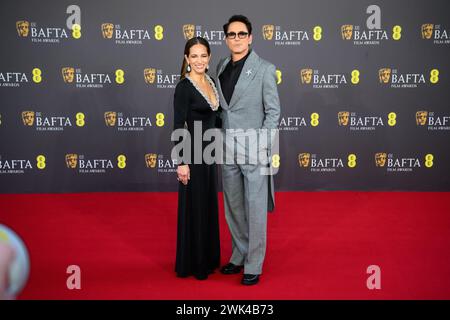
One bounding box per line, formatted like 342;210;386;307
228;51;261;108
216;57;231;109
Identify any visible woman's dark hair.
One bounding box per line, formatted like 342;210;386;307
223;15;252;35
180;36;211;79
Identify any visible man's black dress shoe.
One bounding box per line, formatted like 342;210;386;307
220;263;243;274
241;274;259;285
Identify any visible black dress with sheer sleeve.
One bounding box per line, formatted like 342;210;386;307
173;76;220;280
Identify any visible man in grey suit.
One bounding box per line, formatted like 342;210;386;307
216;15;281;285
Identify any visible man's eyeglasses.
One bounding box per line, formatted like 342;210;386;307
226;31;249;39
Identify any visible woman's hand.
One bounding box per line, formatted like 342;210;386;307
177;165;190;185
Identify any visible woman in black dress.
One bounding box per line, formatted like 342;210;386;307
173;37;221;280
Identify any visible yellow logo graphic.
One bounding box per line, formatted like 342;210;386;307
262;25;274;40
183;24;195;40
115;69;125;84
276;69;282;85
348;154;357;168
145;153;157;168
62;67;75;83
425;154;434;168
313;26;322;41
144;68;156;84
388;112;397;126
76;112;85;127
117;154;126;169
310;113;319;127
32;68;42;83
421;24;434;39
300;68;312;84
101;23;114;39
72;23;81;39
341;25;353;40
16;20;30;37
36;155;46;170
65;154;78;169
298;153;310;168
156;113;165;127
338;111;349;126
379;68;391;83
392;25;402;40
104;111;117;126
375;152;387;167
21;111;35;126
430;69;439;84
416;111;428;126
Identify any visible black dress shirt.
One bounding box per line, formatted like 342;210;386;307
219;50;251;105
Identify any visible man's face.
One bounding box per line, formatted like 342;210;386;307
62;68;75;83
263;25;274;40
144;68;156;84
66;154;78;168
338;112;349;126
422;24;433;39
416;111;428;125
301;69;312;84
145;154;157;168
17;21;29;37
225;21;252;56
299;153;310;167
375;153;387;167
379;68;391;83
183;24;195;40
104;112;117;126
102;23;114;39
22;111;34;126
341;25;353;40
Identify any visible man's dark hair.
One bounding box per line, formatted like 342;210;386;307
223;15;252;35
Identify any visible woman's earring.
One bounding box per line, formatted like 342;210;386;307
186;64;191;72
206;65;209;72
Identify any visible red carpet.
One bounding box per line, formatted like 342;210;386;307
0;191;449;300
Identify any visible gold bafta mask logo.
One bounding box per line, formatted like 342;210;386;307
21;111;35;126
65;154;78;169
379;68;391;84
416;111;428;126
144;68;156;84
104;111;117;126
262;25;274;40
341;25;353;40
298;153;310;168
145;153;157;168
338;111;350;126
421;24;433;40
183;24;195;40
16;20;30;37
375;152;387;167
62;67;75;83
300;69;313;84
101;23;114;39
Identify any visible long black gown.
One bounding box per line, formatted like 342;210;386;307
173;75;220;280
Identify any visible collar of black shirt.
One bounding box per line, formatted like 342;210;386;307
231;49;252;67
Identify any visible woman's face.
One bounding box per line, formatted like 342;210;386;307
185;43;210;75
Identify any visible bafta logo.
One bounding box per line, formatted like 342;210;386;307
416;111;428;126
65;154;78;169
341;25;353;40
262;25;274;40
145;153;157;168
375;153;387;167
300;69;313;84
183;24;195;40
21;111;35;126
101;23;114;39
62;67;75;83
104;111;117;126
338;111;350;126
144;68;156;84
421;24;433;40
298;153;310;168
16;20;30;37
379;68;391;84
